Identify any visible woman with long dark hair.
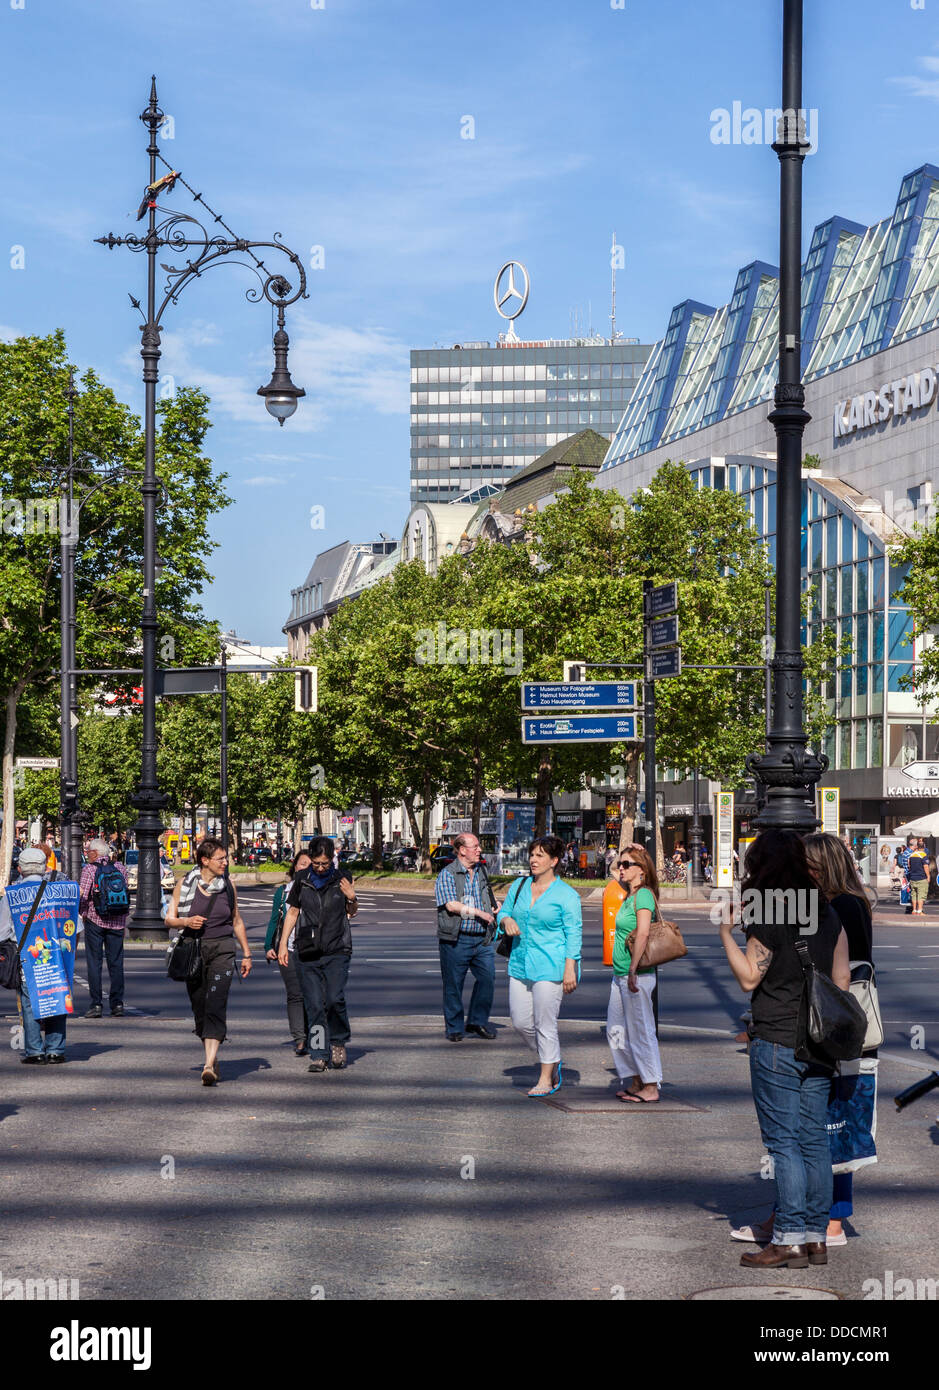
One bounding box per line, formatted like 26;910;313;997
607;842;663;1103
265;849;312;1055
278;836;358;1072
719;829;850;1269
495;835;581;1097
804;832;878;1249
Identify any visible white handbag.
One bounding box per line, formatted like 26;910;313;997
849;959;884;1051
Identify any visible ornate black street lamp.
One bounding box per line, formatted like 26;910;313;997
747;0;828;831
96;78;308;935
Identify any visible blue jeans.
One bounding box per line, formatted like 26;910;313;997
749;1037;833;1245
438;934;494;1034
20;989;67;1058
83;921;125;1009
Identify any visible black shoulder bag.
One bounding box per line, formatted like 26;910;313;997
793;937;867;1064
0;879;48;991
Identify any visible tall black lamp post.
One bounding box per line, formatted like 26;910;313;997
96;78;307;934
747;0;828;830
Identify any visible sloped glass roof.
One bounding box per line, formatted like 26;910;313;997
603;165;939;468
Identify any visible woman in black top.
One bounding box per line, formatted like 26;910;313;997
278;836;357;1073
720;830;850;1270
804;833;878;1249
166;838;252;1086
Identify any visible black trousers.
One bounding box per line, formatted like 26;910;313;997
278;950;308;1043
296;951;351;1059
187;937;236;1043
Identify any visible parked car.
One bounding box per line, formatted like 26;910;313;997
338;847;373;870
124;849;175;891
246;845;273;866
382;846;418;872
429;844;488;872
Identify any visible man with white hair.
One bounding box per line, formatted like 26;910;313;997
0;847;81;1062
79;839;130;1018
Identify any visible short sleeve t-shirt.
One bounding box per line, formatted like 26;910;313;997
906;850;928;882
612;887;657;977
746;904;842;1047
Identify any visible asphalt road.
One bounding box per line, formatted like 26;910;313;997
107;885;939;1063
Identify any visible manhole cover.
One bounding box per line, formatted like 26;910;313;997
688;1286;841;1300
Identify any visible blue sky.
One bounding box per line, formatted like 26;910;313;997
3;0;939;643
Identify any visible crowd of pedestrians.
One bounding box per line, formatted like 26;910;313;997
2;820;887;1274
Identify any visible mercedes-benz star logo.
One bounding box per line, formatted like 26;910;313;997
494;261;530;320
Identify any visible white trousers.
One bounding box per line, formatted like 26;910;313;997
606;974;662;1086
509;977;564;1064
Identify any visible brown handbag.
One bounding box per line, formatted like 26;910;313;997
624;893;688;969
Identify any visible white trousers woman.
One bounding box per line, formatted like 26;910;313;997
606;974;662;1086
509;977;564;1064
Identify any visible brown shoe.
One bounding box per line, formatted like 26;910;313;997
201;1065;219;1087
330;1044;347;1069
806;1242;828;1265
740;1243;809;1269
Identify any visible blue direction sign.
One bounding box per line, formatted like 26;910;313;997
648;648;682;680
521;681;639;710
521;715;640;744
649;615;679;649
646;581;677;618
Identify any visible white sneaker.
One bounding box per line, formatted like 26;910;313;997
731;1220;774;1243
826;1231;847;1247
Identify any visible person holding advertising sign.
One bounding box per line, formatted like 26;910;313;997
0;848;81;1063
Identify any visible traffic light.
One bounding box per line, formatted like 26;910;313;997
563;660;586;683
294;666;318;712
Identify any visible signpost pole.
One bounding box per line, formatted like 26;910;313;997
220;647;229;857
643;580;657;861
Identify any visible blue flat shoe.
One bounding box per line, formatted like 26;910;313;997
527;1062;562;1097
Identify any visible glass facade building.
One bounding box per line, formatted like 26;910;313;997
410;339;652;504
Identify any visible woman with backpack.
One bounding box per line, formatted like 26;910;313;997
166;837;252;1086
265;850;312;1056
278;836;358;1072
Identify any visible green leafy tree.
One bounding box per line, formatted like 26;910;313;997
0;330;229;881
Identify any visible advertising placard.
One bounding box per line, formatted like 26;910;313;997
4;879;81;1019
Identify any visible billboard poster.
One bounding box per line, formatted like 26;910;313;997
497;802;552;873
715;792;734;887
4;879;81;1020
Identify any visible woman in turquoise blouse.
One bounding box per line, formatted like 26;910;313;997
496;835;582;1096
606;842;662;1103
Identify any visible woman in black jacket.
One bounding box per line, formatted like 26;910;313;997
278;836;357;1073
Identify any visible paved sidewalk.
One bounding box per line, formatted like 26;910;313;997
0;1008;935;1300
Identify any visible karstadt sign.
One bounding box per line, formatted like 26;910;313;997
834;367;937;438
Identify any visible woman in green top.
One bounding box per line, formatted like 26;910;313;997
606;842;662;1103
265;850;311;1055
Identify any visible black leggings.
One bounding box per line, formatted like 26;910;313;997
187;937;236;1043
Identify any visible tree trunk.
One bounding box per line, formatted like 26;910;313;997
1;681;27;887
370;785;383;869
534;749;552;837
419;771;433;873
470;741;483;835
618;749;640;852
403;792;421;850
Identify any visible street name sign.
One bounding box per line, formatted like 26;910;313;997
649;615;679;650
646;582;677;618
14;757;60;771
521;681;639;710
901;761;939;780
522;715;640;744
156;670;222;696
647;648;682;680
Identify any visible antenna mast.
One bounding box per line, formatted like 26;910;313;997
610;232;617;343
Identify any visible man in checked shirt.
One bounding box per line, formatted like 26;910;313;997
435;834;498;1041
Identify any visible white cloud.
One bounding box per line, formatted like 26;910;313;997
891;52;939;101
242;475;289;486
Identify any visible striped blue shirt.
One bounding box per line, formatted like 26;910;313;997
435;863;488;935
